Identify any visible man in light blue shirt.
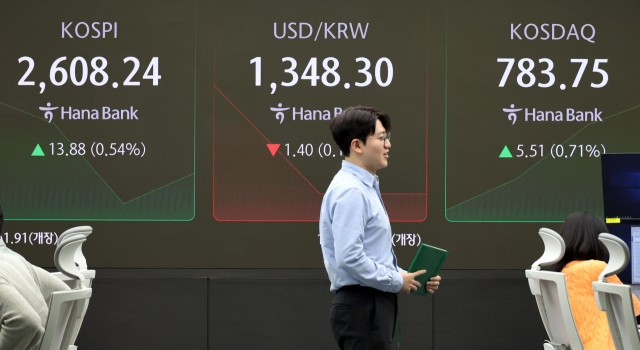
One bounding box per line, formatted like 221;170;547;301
320;106;441;350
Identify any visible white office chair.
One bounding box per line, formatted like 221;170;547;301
592;233;640;350
40;234;92;350
525;228;584;350
51;226;96;350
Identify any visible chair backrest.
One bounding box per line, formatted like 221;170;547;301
39;288;92;350
40;234;92;350
592;233;640;350
526;228;583;350
52;270;96;289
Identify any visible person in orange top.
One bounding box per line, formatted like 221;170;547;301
549;212;640;350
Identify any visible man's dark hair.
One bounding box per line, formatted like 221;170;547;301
549;212;608;272
329;106;391;156
0;205;3;233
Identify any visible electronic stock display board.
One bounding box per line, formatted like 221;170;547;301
0;0;637;269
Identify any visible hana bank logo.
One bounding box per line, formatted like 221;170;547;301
270;103;290;124
269;103;342;124
39;102;58;123
502;104;522;125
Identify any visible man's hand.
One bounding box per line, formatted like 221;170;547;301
426;275;441;294
400;270;426;294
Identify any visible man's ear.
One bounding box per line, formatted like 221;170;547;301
350;139;363;155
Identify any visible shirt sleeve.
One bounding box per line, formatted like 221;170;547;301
331;188;403;293
605;273;640;316
0;282;45;350
31;267;70;306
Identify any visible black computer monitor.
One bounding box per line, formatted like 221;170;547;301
604;224;636;284
601;153;640;222
602;153;640;284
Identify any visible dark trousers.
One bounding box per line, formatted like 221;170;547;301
330;285;398;350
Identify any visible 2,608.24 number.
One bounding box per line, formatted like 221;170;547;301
18;56;161;88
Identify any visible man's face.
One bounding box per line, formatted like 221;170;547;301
360;119;391;174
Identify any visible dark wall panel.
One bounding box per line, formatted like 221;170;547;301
76;278;208;350
65;270;553;350
208;277;435;350
209;278;338;350
396;292;434;350
434;271;547;349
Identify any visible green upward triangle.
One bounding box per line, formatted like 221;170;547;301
31;144;45;157
499;145;512;158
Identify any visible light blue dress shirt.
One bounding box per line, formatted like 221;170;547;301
320;161;404;293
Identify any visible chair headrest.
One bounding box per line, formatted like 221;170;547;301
58;226;92;245
54;235;86;283
598;233;630;282
531;228;566;270
58;233;85;246
58;226;92;271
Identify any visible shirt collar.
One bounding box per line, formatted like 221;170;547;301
341;160;377;188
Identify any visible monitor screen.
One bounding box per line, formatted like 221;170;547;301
631;227;640;284
601;154;640;222
604;223;640;285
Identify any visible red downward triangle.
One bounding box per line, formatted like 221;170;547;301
266;144;280;156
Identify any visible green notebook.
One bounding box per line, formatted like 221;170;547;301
407;244;449;296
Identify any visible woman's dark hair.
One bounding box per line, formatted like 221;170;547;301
0;205;3;233
329;106;391;156
549;212;608;272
